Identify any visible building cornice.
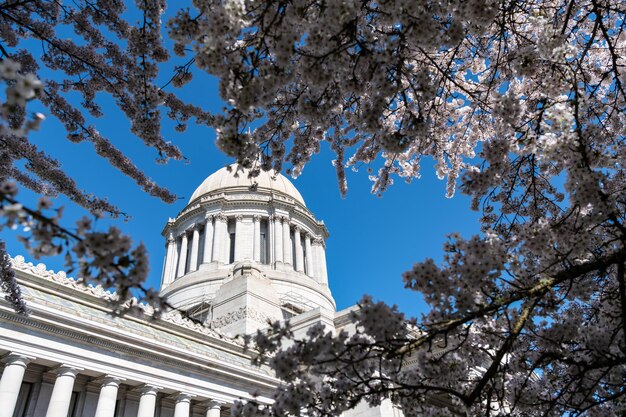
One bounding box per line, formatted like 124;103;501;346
0;303;278;400
8;256;259;351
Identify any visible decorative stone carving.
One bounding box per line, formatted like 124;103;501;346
211;307;271;329
215;213;228;222
235;214;243;221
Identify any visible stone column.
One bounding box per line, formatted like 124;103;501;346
45;366;82;417
0;353;34;417
252;215;261;262
205;401;223;417
136;385;159;417
161;233;176;288
273;216;284;264
94;377;123;417
282;220;292;266
176;232;189;278
318;241;328;285
173;393;193;417
304;233;313;277
234;215;244;262
189;226;200;272
214;214;228;263
203;215;214;264
294;226;304;272
311;238;323;283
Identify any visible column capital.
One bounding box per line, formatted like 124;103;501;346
1;352;35;367
174;392;196;403
312;237;324;246
235;214;243;222
92;375;124;387
178;230;189;238
215;213;228;222
293;224;301;233
206;400;226;409
138;384;161;396
205;213;214;221
50;364;83;377
252;214;261;222
167;232;176;243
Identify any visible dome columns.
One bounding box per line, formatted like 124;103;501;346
272;216;284;264
304;233;314;277
293;226;304;273
162;212;328;284
234;215;244;262
203;215;215;264
161;233;177;289
213;214;229;264
312;238;328;286
176;232;189;278
282;217;292;266
188;226;201;272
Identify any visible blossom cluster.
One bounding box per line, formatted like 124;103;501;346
0;1;215;312
0;181;156;312
177;0;626;415
0;0;625;415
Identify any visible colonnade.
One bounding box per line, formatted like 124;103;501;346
161;213;328;287
0;353;228;417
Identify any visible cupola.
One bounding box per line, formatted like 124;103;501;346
159;164;335;336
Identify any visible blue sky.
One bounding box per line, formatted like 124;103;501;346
4;33;481;321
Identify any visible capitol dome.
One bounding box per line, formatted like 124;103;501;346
189;165;306;206
159;164;334;336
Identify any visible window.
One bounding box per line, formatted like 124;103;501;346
175;238;182;277
227;218;236;264
260;232;267;264
229;233;235;264
186;301;212;323
291;231;297;270
198;226;206;264
12;382;32;417
185;234;193;273
260;218;269;264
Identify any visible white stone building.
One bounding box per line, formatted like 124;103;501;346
0;165;401;417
